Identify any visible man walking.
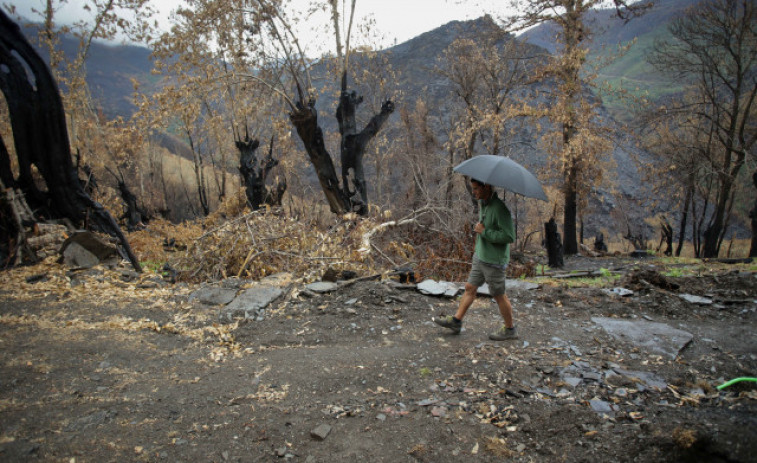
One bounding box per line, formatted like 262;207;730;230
434;179;518;340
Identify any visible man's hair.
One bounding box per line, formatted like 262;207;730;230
470;178;488;187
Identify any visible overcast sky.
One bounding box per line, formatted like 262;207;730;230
7;0;516;51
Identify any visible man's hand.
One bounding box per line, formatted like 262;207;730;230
474;222;485;234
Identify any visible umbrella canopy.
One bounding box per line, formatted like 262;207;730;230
453;155;548;201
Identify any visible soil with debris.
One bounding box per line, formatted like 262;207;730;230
1;256;756;462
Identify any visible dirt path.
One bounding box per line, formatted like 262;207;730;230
1;259;756;462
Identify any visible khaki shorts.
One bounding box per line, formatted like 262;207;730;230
467;256;507;296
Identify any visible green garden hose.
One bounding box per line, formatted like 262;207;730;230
716;377;757;390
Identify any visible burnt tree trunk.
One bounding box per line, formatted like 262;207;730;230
290;99;352;214
658;218;673;257
116;178;147;232
237;135;287;210
545;217;564;268
562;123;578;256
676;181;693;257
336;72;394;215
0;12;140;271
106;167;147;232
289;72;393;216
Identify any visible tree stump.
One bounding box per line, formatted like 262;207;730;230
0;12;140;271
545;217;564;268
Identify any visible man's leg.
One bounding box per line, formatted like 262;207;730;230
455;283;479;321
490;292;518;340
434;283;478;333
435;258;483;333
493;293;514;329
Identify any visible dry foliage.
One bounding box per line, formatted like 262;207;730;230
672;427;698;449
127;192;430;283
484;436;515;457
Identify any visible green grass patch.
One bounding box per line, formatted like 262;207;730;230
141;260;166;273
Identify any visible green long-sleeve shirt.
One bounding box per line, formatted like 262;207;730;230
475;192;515;267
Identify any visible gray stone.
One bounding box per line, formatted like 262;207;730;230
220;277;244;289
310;424;332;441
582;372;602;382
430;406;447;417
61;241;101;268
417;279;460;297
417;398;439;406
592;317;693;359
679;294;713;305
444;284;462;297
507;280;540;291
603;287;634;297
306;282;338;293
59;231;118;268
190;287;238;306
221;286;283;321
589;399;613;415
564;377;582;388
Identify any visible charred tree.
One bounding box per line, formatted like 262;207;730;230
290;98;352;214
594;233;608;253
657;217;673;257
0;12;140;271
336;72;394;215
236;134;287;210
545;217;564;268
106;167;148;232
289;71;393;216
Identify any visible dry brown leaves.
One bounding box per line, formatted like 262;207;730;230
130;208;415;283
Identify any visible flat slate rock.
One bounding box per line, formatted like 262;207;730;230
592;317;693;359
417;280;460;297
305;282;339;293
310;424;332;441
190;287;238;306
507;280;540;291
221;285;283;321
679;293;713;305
60;231;118;268
603;287;634;297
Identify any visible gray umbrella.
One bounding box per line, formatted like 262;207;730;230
453;155;548;201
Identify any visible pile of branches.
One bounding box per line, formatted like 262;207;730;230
133;206;424;283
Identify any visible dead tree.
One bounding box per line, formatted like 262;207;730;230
336;73;395;214
594;232;608;253
106;167;148;232
289;72;394;216
657;217;673;257
0;12;140;271
236;134;287;210
290;98;352;214
544;217;564;268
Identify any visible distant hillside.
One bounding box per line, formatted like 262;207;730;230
21;23;159;119
520;0;702;112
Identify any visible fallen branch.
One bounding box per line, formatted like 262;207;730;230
358;208;430;256
703;258;753;264
336;273;383;288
